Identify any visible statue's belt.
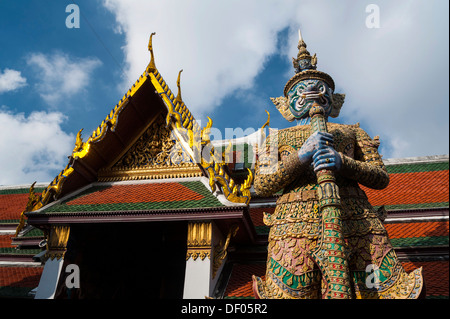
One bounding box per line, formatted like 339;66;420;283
276;187;367;204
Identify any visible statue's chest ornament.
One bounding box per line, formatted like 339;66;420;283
278;126;355;158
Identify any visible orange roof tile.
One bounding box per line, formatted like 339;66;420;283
0;266;43;288
42;181;224;213
67;182;204;206
0;188;44;222
0;234;14;248
0;193;31;221
249;207;274;227
402;261;449;297
385;221;449;239
224;264;265;298
362;170;449;207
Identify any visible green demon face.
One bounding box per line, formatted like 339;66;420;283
287;79;333;119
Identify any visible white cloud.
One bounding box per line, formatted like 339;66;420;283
102;0;448;159
102;0;299;117
0;68;27;94
0;108;74;185
27;52;102;106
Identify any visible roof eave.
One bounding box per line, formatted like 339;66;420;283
26;205;257;243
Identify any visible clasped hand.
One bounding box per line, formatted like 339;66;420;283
297;131;342;172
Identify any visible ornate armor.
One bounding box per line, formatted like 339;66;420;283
252;30;423;299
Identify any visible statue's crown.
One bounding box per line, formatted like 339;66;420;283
284;29;335;96
292;29;317;73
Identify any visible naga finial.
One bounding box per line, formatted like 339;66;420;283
261;110;270;130
15;181;39;236
146;32;157;73
72;128;84;153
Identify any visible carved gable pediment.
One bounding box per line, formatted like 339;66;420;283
98;114;202;181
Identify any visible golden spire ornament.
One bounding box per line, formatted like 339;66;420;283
292;28;317;73
146;32;157;73
175;69;183;104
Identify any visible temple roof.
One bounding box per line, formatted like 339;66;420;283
0;266;42;298
361;156;449;211
18;33;252;227
0;186;44;298
0;185;46;223
40;180;225;214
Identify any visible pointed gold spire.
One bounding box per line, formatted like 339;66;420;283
292;28;317;73
284;28;335;97
175;69;183;104
297;30;308;58
146;32;157;73
297;28;306;50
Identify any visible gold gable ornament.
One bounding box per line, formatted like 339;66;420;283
98;114;202;181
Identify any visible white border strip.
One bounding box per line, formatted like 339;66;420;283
385;215;449;223
198;177;247;207
0;183;49;191
0;230;16;234
384;154;449;165
0;261;42;266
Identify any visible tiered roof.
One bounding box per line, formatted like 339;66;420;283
13;33;252;228
0;33;255;298
362;158;449;210
0;185;46;298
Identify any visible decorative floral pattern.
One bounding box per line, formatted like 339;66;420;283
252;123;423;298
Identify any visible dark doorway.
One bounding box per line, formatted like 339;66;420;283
55;221;187;299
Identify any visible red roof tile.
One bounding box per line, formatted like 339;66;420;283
0;234;14;248
224;264;265;298
0;188;43;222
0;266;43;288
385;221;449;239
249;207;274;227
362;170;449;207
402;261;449;297
0;193;30;221
67;182;204;206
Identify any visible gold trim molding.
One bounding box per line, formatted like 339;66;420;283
98;163;202;182
46;225;70;260
186;222;212;261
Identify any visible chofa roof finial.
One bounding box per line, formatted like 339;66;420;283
175;69;183;104
146;32;157;73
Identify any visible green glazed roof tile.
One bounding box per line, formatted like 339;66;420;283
386;161;449;174
390;236;449;248
0;187;46;195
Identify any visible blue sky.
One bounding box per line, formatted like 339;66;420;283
0;0;448;185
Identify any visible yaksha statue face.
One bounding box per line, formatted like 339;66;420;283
287;79;333;119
